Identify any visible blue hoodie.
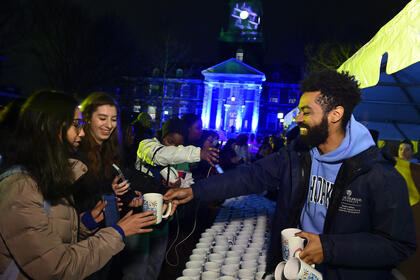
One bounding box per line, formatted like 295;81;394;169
300;115;375;234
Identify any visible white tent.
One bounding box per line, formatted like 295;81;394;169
338;0;420;140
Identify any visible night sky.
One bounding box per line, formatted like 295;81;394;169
0;0;411;95
71;0;410;63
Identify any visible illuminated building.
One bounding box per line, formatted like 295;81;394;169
201;58;265;134
120;58;299;136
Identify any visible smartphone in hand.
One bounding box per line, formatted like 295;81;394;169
112;164;137;207
112;163;126;181
214;164;224;174
102;193;120;227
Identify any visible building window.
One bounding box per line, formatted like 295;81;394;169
181;84;192;98
288;90;298;104
179;106;188;117
266;113;278;131
269;89;279;103
149;84;160;96
165;83;176;97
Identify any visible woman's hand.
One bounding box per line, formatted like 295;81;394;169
91;200;106;223
92;198;123;224
117;210;157;237
112;175;130;196
200;147;219;166
128;191;143;208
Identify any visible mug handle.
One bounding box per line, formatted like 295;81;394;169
294;250;315;268
162;201;172;219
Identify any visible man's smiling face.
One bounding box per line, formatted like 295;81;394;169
296;91;329;148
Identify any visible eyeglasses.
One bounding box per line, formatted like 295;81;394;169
72;119;85;133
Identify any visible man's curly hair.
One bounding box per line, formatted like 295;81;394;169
300;69;362;129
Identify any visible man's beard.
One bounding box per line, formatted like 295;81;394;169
298;114;329;148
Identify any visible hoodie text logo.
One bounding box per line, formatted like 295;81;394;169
309;175;334;208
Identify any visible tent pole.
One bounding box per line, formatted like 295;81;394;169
391;73;420;118
392;121;408;140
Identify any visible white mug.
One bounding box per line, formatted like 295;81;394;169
283;257;323;280
201;270;220;280
281;228;305;261
274;261;287;280
142;193;172;224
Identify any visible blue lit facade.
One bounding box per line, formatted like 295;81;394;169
201;58;265;133
121;58;299;136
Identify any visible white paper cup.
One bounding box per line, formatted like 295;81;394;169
201;270;220;280
226;250;241;258
213;245;228;254
208;253;224;264
242;253;259;261
245;247;260;255
253;231;266;238
235;238;249;246
215;234;227;241
196;242;211;251
199;236;214;244
176;277;192;280
281;228;304;261
238;268;255;279
241;260;258;270
221;263;240;277
263;274;273;280
204;261;221;272
226;224;239;230
182;268;201;278
284;257;323;280
204;228;216;235
255;271;266;280
212;223;225;229
185;261;203;270
230;220;241;226
219;276;235;280
251;238;265;243
238;232;251;238
224;256;241;265
189;254;205;262
230;245;245;254
257;264;267;272
215;240;229;247
192;248;207;256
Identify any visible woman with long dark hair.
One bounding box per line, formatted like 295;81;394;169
0;90;156;279
74;91;149;279
74;91;126;213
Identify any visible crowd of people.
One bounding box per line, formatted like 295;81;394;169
0;69;418;280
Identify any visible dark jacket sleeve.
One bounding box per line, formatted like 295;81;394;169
192;152;286;202
320;167;417;267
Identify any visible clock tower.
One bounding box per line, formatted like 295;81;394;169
219;0;265;68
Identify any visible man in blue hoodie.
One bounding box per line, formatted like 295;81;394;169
164;69;417;280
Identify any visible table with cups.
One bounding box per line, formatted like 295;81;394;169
177;194;276;280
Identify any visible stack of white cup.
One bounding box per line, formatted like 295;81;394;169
178;194;276;280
